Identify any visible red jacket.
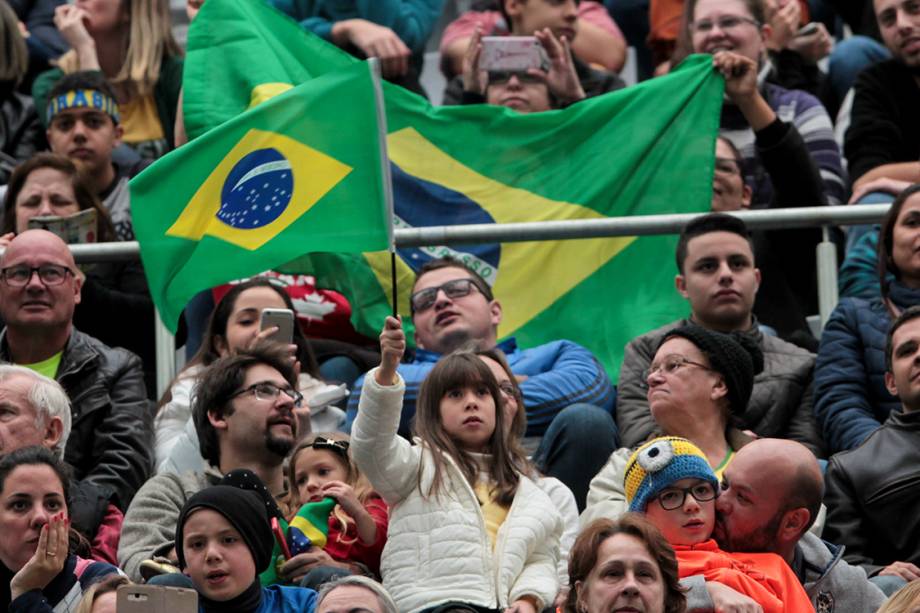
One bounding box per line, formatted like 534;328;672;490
324;495;389;577
675;539;814;613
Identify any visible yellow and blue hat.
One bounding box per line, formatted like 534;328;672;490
46;88;120;124
624;436;719;512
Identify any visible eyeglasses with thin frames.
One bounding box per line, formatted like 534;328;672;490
0;264;74;288
231;381;303;408
690;15;761;35
655;482;717;511
642;354;714;384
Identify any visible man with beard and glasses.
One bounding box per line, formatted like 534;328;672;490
117;343;301;581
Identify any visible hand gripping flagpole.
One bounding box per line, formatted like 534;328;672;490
368;58;398;319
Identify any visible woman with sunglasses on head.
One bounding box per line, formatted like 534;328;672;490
282;433;389;589
583;325;763;528
155;278;344;476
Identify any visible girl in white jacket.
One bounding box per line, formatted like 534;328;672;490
351;317;563;613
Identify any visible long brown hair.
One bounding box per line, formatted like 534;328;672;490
413;351;528;506
287;432;377;545
1;153;117;241
567;514;687;613
878;184;920;302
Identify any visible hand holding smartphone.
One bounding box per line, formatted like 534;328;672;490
260;308;295;345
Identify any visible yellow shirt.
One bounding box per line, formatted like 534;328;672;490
475;481;510;549
22;351;63;379
119;94;165;143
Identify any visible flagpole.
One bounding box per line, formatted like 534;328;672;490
368;57;398;318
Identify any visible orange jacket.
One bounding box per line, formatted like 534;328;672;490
674;539;814;613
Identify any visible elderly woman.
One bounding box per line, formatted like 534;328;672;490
566;514;686;613
815;184;920;453
0;153;156;395
583;324;762;526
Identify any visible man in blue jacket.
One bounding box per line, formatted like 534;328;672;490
345;256;617;509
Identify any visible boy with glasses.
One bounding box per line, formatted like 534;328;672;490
625;436;814;612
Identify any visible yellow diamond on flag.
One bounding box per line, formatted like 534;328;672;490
166;128;352;250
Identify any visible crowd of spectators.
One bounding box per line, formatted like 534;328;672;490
1;0;919;611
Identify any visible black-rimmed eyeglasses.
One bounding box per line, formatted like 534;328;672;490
231;381;303;407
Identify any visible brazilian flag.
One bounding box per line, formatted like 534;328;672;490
130;61;390;331
182;0;723;377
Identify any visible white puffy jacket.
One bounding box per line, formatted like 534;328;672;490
352;368;562;613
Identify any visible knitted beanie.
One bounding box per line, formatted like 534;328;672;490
175;485;274;573
624;436;720;512
659;324;765;419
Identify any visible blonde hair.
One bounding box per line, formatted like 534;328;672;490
57;0;181;97
74;575;131;613
287;432;376;545
877;580;920;613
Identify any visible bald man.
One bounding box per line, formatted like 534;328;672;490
0;230;151;510
715;439;885;612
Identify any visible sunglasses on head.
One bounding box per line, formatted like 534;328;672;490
310;436;349;457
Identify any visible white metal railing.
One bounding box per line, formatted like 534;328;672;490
11;203;890;395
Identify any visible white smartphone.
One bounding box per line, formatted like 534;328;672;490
481;36;549;72
117;585;198;613
260;308;295;345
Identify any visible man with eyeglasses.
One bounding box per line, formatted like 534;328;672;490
344;255;616;511
614;213;822;456
844;0;920;211
118;342;301;581
0;229;151;514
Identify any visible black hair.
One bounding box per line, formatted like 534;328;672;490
878;184;920;301
46;71;120;124
675;212;754;274
886;305;920;372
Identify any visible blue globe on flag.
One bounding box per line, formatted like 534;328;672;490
218;148;293;229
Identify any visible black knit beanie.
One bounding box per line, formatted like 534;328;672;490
175;485;274;573
660;324;765;419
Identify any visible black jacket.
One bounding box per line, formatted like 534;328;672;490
0;85;46;183
0;328;153;509
823;409;920;576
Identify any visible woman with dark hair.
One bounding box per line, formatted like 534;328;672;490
1;0;45;184
1;446;120;612
155;277;342;475
566;514;686;613
815;184;920;453
0;152;157;395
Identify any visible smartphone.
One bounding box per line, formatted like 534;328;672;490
260;308;295;345
796;22;819;37
117;585;198;613
271;516;292;560
481;36;549;72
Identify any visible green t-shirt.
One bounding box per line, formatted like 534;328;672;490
22;351;63;379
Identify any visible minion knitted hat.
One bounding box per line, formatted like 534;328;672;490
624;436;720;513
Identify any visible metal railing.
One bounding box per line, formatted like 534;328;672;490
25;203;891;395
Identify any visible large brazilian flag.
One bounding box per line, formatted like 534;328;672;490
131;61;390;331
182;0;723;377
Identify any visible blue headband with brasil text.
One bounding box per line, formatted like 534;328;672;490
46;89;120;124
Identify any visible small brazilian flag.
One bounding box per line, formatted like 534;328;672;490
130;61;391;331
261;497;336;586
